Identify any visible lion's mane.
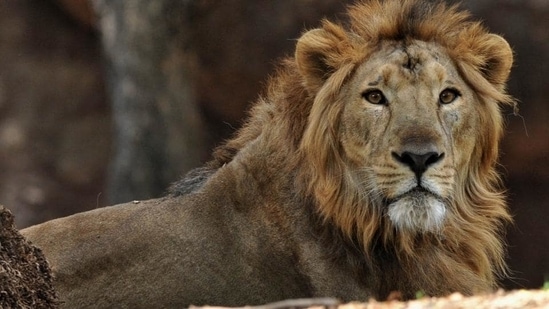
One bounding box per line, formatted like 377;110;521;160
173;0;514;298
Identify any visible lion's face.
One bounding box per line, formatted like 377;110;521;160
296;7;513;253
339;40;477;233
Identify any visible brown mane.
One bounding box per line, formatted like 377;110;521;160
196;0;513;298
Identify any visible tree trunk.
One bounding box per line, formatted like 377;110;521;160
93;0;205;203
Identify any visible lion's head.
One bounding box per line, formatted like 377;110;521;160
293;0;514;292
205;0;514;296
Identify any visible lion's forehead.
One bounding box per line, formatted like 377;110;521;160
356;41;460;92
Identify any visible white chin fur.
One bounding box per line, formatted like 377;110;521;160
387;192;446;233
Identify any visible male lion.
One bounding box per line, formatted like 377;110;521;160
22;0;515;307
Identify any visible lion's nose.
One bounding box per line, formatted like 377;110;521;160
392;151;444;179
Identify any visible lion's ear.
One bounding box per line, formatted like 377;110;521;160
295;23;351;92
479;34;513;89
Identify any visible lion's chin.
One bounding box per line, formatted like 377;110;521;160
387;190;446;233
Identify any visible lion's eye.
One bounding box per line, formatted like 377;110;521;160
362;90;386;105
439;88;460;104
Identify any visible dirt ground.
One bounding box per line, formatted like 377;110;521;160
0;206;58;308
191;290;549;309
345;290;549;309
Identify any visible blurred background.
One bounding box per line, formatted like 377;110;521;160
0;0;546;290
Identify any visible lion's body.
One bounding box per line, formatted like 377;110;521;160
22;0;515;307
22;168;371;307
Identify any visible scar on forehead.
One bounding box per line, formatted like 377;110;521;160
367;75;383;86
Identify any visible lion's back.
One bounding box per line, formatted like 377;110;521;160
21;171;320;307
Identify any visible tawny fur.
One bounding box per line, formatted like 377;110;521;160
22;1;514;307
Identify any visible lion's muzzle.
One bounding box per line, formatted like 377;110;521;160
386;146;447;233
387;188;447;233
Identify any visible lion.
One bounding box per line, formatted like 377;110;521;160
21;0;515;307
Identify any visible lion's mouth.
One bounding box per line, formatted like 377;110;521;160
386;186;440;205
386;186;447;232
